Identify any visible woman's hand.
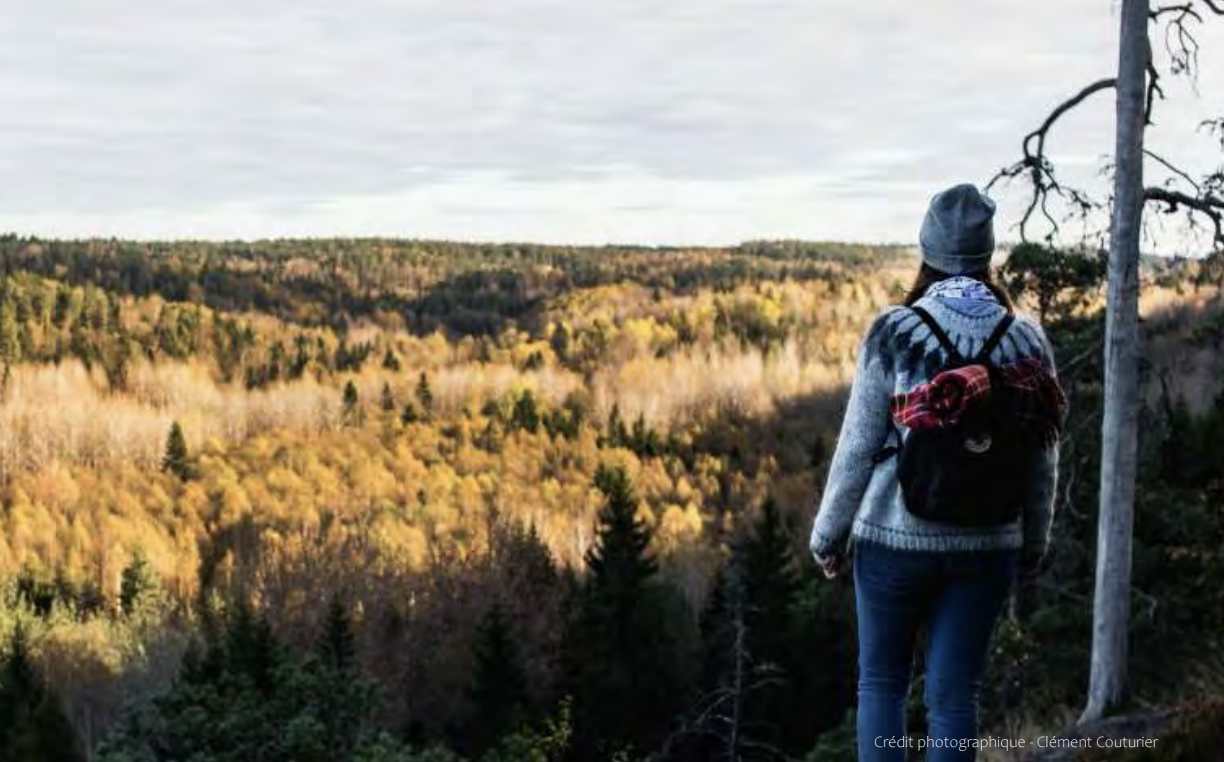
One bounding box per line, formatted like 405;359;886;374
814;549;847;580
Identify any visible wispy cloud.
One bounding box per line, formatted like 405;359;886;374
4;0;1221;246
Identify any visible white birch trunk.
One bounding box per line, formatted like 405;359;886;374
1082;0;1148;724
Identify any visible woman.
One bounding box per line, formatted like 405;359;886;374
809;184;1059;761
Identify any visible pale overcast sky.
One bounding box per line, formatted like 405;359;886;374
4;0;1222;249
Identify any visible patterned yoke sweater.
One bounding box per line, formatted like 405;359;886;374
809;284;1059;561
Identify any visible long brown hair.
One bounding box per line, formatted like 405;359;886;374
903;263;1014;312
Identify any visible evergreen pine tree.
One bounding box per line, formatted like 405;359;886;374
380;381;396;413
162;421;193;480
549;323;570;363
52;285;71;327
313;595;370;754
0;624;40;746
603;403;629;448
692;562;753;762
467;604;529;755
317;595;357;673
99;598;392;762
567;464;687;758
693;498;849;759
335;339;352;372
738;498;800;754
290;334;311;379
416;371;434;417
748;500;853;752
382;347;401;371
742;500;798;667
500;522;558;594
586;464;656;589
342;380;362;427
225;603;281;695
267;340;285;383
119;549;158;616
630;413;660;457
511;390;540;434
0;626;84;761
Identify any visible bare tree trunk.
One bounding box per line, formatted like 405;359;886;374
727;583;745;762
1082;0;1148;724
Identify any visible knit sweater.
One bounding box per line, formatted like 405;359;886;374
809;287;1059;559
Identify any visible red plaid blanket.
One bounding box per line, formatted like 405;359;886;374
997;357;1068;443
890;358;1066;442
891;365;992;430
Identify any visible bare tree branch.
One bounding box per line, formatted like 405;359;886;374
992;3;1222;249
1150;3;1200;19
1202;117;1224;151
1144;149;1203;193
1028;79;1120;159
1144;186;1224;246
1158;3;1203;75
1145;37;1165;123
987;79;1116;239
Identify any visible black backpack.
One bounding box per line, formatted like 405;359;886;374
876;306;1038;528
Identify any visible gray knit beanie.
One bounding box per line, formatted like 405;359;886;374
919;184;996;275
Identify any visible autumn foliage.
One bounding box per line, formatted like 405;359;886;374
0;234;1221;759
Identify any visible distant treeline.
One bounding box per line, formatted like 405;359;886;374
0;234;908;335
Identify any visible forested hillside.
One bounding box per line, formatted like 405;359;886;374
0;235;1221;760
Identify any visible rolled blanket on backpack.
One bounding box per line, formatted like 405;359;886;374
890;358;1066;443
890;365;992;430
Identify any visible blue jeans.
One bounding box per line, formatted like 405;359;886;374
854;540;1018;762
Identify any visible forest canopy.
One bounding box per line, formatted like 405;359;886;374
0;235;1222;760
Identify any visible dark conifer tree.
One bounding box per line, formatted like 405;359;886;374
550;323;570;363
566;464;688;758
342;380;362;427
224;603;281;695
0;624;39;747
603;403;629;448
756;500;855;752
512;390;541;434
0;626;84;762
692;562;754;761
738;498;800;754
162;421;193;480
694;499;852;759
380;381;396;412
382;347;401;371
467;604;529;755
316;595;357;673
119;550;158;616
416;371;434;417
313;595;370;753
290;333;311;379
267;340;285;383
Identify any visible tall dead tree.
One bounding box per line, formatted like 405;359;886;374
1089;0;1148;724
989;0;1223;723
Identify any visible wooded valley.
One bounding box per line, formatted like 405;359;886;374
0;235;1222;760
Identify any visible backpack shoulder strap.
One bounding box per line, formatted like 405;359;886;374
975;314;1015;364
910;306;964;365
